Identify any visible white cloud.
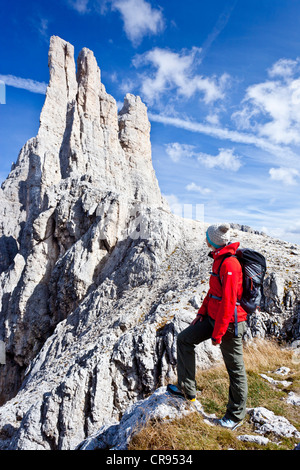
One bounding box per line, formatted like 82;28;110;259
0;75;47;94
268;57;300;79
134;46;228;105
269;167;299;185
165;141;242;173
67;0;90;13
198;148;242;171
110;0;164;45
186;182;211;195
67;0;164;44
231;104;260;131
165;142;195;162
205;111;221;125
232;57;300;145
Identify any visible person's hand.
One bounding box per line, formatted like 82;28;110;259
191;314;203;325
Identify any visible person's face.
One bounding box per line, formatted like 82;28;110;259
206;238;216;251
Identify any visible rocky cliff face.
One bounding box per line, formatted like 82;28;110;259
0;36;165;403
0;36;299;450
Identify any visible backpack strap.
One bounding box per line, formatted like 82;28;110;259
234;305;238;337
210;253;233;280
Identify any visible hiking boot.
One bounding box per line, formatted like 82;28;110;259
167;384;196;402
213;415;243;430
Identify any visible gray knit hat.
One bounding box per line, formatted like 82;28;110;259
206;223;230;249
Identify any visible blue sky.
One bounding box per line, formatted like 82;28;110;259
1;0;300;244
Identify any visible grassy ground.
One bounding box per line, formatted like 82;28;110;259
128;339;300;450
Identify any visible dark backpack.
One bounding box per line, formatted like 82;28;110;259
235;248;266;314
216;248;267;315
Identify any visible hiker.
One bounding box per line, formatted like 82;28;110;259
168;223;248;430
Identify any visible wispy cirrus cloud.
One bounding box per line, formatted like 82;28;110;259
37;18;49;41
149;112;299;168
0;75;47;94
200;0;237;60
30;15;50;43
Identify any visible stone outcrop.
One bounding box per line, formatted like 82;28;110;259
0;36;299;450
76;386;199;450
248;406;300;439
75;386;300;450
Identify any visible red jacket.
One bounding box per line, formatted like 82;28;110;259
198;242;247;344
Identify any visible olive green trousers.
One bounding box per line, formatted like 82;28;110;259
177;315;248;422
